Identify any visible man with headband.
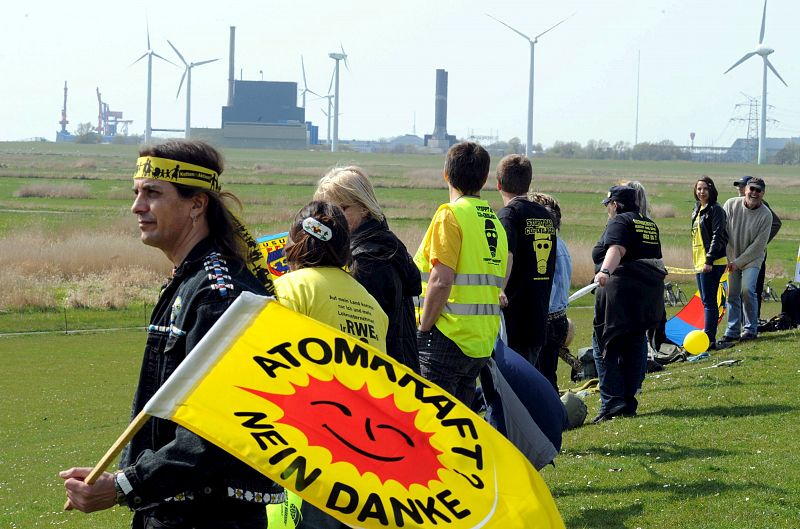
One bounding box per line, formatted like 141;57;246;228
60;140;283;528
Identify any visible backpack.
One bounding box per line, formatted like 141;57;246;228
781;283;800;326
758;313;794;333
571;347;598;382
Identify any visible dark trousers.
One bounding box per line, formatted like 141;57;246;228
696;264;726;344
417;325;489;407
756;252;767;319
536;313;569;391
592;331;648;415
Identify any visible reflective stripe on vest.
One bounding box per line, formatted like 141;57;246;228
419;272;504;288
416;297;501;316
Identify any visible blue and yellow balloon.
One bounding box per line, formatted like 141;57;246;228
683;329;710;354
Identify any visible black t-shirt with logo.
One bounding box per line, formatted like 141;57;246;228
498;198;557;348
592;211;662;269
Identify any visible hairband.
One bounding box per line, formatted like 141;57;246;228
133;156;220;192
302;217;333;241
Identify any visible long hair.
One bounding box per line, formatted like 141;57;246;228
138;140;248;265
314;166;385;223
285;201;350;269
621;180;650;217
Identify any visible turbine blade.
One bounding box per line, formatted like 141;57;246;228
759;0;767;44
320;107;328;117
131;52;148;66
193;58;219;67
340;44;350;71
534;12;575;41
724;52;756;74
327;67;335;94
152;52;178;67
766;58;788;87
176;70;187;99
167;39;188;67
146;18;151;50
486;13;531;42
301;55;308;87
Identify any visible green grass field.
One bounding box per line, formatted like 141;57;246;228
0;142;798;527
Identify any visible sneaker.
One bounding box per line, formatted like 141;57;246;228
713;340;735;350
739;333;757;342
717;336;738;346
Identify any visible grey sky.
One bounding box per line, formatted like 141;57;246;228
3;0;799;148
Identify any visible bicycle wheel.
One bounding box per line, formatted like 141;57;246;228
677;289;688;305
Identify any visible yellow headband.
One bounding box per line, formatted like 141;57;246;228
133;156;221;192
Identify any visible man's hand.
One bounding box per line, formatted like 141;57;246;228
727;262;739;272
702;264;712;273
499;290;508;308
594;272;608;287
60;467;117;513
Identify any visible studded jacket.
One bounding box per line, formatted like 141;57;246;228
119;239;283;523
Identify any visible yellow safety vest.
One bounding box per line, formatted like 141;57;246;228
414;197;508;358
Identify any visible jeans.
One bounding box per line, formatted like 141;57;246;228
724;266;760;338
592;331;648;415
417;325;489;407
696;265;726;343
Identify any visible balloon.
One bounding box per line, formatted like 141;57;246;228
683;329;710;354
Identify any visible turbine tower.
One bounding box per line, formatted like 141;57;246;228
320;68;336;146
132;21;174;144
328;46;348;153
488;13;573;158
168;40;218;139
724;0;787;165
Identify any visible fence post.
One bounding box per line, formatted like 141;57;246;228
63;306;68;335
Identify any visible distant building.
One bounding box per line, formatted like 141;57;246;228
195;80;311;150
723;137;800;163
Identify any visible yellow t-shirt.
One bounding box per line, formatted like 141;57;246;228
418;207;462;270
692;206;727;272
274;266;388;353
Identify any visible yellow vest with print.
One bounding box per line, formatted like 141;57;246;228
414;197;508;358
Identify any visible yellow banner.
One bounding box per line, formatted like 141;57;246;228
156;295;564;529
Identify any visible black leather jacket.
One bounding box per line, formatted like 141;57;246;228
119;239;281;526
691;201;728;266
350;218;422;373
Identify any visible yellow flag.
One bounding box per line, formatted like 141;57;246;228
144;293;565;529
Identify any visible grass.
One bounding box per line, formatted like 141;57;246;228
0;142;798;527
0;301;797;528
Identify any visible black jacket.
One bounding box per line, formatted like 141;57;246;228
350;218;422;373
594;259;667;354
691;201;728;266
120;239;281;525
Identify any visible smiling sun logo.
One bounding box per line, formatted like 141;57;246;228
239;377;443;489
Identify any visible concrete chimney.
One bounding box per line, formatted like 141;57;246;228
424;68;456;151
227;26;236;107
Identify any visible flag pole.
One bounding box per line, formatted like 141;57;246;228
64;411;151;510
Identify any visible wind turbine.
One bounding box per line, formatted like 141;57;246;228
168;40;218;139
724;0;787;165
132;21;175;144
487;12;573;158
328;45;349;152
320;67;336;146
298;55;320;110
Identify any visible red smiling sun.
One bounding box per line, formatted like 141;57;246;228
239;377;443;488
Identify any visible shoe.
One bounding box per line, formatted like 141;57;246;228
739;334;757;342
592;403;627;424
591;412;611;424
717;336;738;346
713;340;735;350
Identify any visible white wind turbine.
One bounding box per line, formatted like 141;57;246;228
132;21;175;144
487;12;573;158
319;67;336;146
168;40;218;139
328;45;349;153
724;0;787;165
299;55;320;110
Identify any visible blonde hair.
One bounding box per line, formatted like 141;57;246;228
620;179;650;217
528;192;561;231
314;166;385;222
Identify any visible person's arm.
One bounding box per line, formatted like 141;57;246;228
706;205;728;265
419;262;455;331
594;244;626;287
768;205;781;243
499;252;513;308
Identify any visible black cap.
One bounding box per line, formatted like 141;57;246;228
747;177;765;191
734;175;753;187
601;185;637;207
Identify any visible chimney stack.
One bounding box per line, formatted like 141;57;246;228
227;26;236;106
424;68;456;152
